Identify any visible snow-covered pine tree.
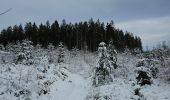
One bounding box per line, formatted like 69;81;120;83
137;51;159;79
136;67;152;86
107;40;118;69
136;59;152;86
16;40;33;65
93;42;113;87
58;42;64;63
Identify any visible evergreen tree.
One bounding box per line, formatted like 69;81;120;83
60;19;67;44
25;22;33;40
38;23;49;47
16;40;33;65
13;24;25;43
107;40;118;69
93;42;113;87
136;67;152;86
50;20;60;46
31;23;38;46
58;42;64;63
0;29;8;46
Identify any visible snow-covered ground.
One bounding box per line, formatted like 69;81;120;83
0;48;170;100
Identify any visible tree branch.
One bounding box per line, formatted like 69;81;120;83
0;8;12;16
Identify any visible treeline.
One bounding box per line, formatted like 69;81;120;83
0;19;142;51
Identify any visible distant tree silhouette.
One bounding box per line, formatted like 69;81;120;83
0;19;143;52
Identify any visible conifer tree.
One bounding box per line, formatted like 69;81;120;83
107;40;118;69
16;40;33;65
93;42;113;87
58;42;64;63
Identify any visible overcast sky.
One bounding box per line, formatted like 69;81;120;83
0;0;170;49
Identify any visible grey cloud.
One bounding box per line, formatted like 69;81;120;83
0;0;170;48
116;16;170;48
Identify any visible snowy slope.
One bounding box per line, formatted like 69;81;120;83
0;49;170;100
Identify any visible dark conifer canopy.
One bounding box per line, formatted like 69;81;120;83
0;19;142;51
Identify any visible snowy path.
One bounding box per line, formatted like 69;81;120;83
39;72;90;100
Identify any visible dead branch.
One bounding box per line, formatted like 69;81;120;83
0;8;12;16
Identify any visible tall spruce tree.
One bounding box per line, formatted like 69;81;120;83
93;42;113;87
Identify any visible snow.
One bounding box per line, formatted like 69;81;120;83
0;46;170;100
33;68;89;100
140;79;170;100
48;73;89;100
